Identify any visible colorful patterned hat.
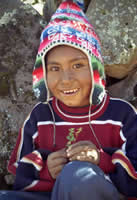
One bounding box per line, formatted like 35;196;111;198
33;0;106;105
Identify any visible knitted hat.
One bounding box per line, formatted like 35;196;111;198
33;0;106;105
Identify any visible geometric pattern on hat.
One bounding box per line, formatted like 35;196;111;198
33;0;106;105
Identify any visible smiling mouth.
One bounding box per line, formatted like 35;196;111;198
62;88;79;95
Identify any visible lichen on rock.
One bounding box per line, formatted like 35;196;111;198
87;0;137;79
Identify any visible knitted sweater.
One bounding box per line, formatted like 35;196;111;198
8;94;137;197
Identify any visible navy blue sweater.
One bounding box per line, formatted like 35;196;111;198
8;94;137;197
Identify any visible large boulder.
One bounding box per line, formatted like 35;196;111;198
0;0;45;187
86;0;137;107
87;0;137;79
108;65;137;108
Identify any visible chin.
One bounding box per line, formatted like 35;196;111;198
65;103;76;107
64;101;82;107
61;100;75;107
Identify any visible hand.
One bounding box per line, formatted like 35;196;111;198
47;148;68;179
66;141;100;165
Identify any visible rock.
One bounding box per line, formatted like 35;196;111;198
4;174;15;186
21;0;44;15
43;0;59;22
84;0;92;12
107;66;137;108
0;0;22;17
87;0;137;79
0;0;45;186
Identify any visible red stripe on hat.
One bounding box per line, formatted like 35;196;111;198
39;33;101;60
33;67;44;85
93;71;105;86
93;70;100;83
101;79;106;87
60;1;81;11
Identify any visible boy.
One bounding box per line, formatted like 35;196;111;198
1;0;137;199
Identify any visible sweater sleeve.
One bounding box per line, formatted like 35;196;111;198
13;150;54;191
7;106;54;191
98;149;115;173
109;103;137;197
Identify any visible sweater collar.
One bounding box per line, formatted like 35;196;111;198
52;93;110;122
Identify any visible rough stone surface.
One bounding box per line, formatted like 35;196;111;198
107;65;137;107
43;0;58;22
0;0;45;187
87;0;137;79
21;0;45;15
0;0;22;17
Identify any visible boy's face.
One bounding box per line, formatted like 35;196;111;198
46;45;92;107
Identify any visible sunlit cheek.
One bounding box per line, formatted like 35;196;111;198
47;75;59;92
47;76;53;90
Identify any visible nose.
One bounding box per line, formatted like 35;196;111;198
61;70;74;83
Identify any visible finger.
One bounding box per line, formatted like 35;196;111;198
54;164;66;176
55;148;67;158
67;145;88;158
67;141;95;151
49;149;67;160
48;157;68;168
70;153;97;164
69;150;100;165
51;164;66;179
67;144;96;158
69;152;91;162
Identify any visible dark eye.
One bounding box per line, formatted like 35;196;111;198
48;66;60;72
73;64;84;69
